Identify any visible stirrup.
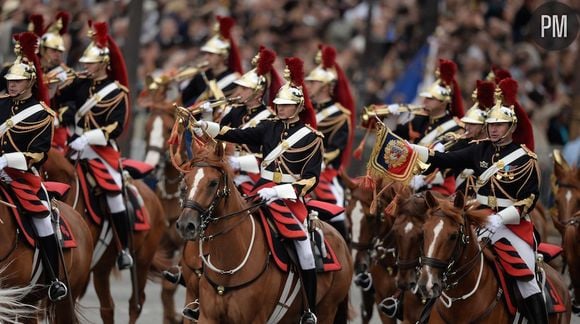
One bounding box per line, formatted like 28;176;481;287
182;299;200;322
117;249;134;270
572;299;580;315
354;272;373;291
300;311;317;324
163;266;182;285
379;296;400;318
48;280;68;302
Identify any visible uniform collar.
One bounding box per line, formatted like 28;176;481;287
314;100;334;110
429;111;449;124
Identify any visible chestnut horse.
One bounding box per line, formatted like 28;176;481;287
42;149;166;324
343;176;398;324
0;281;38;323
144;109;185;324
417;191;570;323
0;195;93;323
175;142;352;323
551;150;580;314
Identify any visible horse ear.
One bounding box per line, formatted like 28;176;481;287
384;185;397;200
340;171;358;191
553;149;569;179
425;191;439;209
213;141;225;159
453;192;465;209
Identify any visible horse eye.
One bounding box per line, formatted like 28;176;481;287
209;180;219;187
450;232;458;240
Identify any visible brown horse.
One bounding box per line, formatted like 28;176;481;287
42;149;166;324
0;194;93;323
551;150;580;313
0;280;38;323
417;191;571;323
343;176;399;324
144;109;185;324
175;141;353;323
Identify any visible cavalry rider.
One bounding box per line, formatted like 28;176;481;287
63;22;133;270
410;78;547;324
181;15;243;109
304;44;354;240
389;59;464;195
2;32;66;301
221;46;283;193
195;57;323;324
37;11;76;150
452;79;495;197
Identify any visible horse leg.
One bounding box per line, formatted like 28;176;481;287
161;278;180;324
128;243;155;324
361;289;374;324
93;266;115;324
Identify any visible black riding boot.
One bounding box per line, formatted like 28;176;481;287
111;211;133;270
522;293;549;324
300;268;317;324
38;234;68;302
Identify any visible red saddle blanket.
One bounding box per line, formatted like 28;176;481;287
0;186;77;248
258;209;341;273
493;257;566;316
76;162;150;231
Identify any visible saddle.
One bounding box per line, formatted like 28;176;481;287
486;241;566;315
76;160;150;231
257;205;342;273
0;184;77;248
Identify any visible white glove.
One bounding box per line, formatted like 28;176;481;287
193;120;207;137
257;187;279;203
387;104;401;115
69;135;89;151
410;175;426;190
433;142;445;153
228;156;241;171
200;101;212;113
486;214;503;233
0;156;7;170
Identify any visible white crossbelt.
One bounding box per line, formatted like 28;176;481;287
75;82;119;126
418;119;458;146
261;169;297;184
0;104;44;137
477;148;527;184
476;194;514;208
241;109;271;129
216;72;240;90
315;104;339;123
261;126;311;168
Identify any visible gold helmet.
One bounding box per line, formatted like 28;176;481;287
5;33;38;81
40;12;70;52
419;59;464;117
486;79;518;124
273;58;305;106
461;80;495;125
234;46;276;91
145;73;171;91
201;16;234;56
79;22;110;64
305;45;337;84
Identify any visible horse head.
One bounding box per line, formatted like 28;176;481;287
417;191;488;299
391;186;428;292
175;141;235;241
552;150;580;233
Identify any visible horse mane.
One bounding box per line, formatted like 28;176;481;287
429;196;489;228
396;191;429;221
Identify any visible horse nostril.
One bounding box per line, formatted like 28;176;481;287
186;222;196;233
175;222;180;230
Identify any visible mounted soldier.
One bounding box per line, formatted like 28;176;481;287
194;57;322;324
410;77;547;323
2;32;65;301
63;21;133;270
304;44;354;240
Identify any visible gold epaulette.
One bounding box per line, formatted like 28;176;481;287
335;102;351;116
115;81;129;93
521;144;538;160
40;101;56;117
305;124;324;137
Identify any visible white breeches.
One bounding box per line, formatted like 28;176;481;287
72;145;126;213
32;184;54;237
490;225;541;298
329;176;345;222
293;221;315;270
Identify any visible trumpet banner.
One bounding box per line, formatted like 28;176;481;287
367;124;420;183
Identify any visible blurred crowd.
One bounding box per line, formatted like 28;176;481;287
0;0;577;202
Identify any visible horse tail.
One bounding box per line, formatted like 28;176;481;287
332;293;350;324
0;280;38;323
